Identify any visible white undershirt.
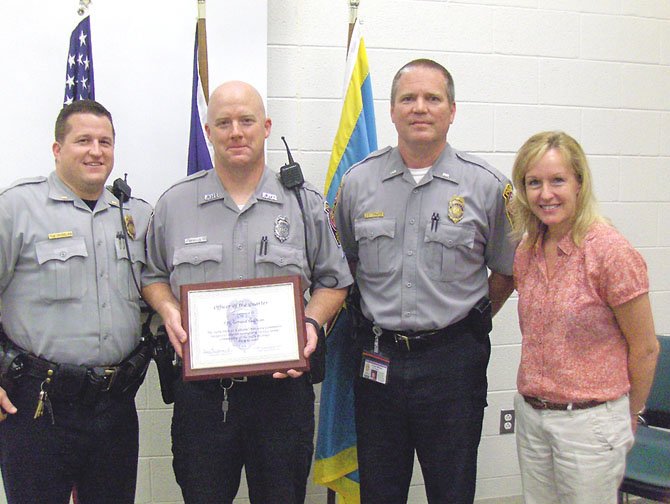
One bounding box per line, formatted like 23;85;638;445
409;166;431;184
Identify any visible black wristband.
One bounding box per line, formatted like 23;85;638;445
304;317;321;332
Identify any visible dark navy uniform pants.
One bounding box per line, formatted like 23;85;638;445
0;375;138;504
354;325;490;504
171;375;315;504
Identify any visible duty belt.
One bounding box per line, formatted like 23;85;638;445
6;340;151;405
360;314;473;352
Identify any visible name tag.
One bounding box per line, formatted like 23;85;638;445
48;231;74;240
185;236;207;244
364;211;384;219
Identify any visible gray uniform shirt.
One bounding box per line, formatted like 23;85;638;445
0;172;152;366
336;144;515;331
144;167;353;299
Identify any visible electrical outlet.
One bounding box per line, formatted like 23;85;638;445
499;409;515;434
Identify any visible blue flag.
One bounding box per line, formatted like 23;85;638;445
187;22;213;175
63;16;94;105
314;19;377;504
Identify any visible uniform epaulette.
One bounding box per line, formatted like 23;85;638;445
0;176;47;196
156;169;209;202
302;182;326;200
455;151;508;184
345;146;393;175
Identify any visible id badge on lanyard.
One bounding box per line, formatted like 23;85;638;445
359;326;390;385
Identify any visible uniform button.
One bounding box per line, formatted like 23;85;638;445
409;218;415;225
404;312;412;318
99;272;105;278
97;240;102;246
406;282;412;288
237;244;243;250
412;189;418;194
407;250;413;256
194;256;199;262
239;275;243;280
447;240;454;246
60;251;66;258
101;302;107;308
280;258;285;264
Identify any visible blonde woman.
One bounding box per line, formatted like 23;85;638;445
510;131;659;504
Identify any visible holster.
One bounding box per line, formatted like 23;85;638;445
469;296;493;340
150;325;177;404
308;326;326;384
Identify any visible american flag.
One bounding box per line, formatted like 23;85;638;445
63;16;94;105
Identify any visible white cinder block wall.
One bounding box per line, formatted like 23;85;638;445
3;1;669;503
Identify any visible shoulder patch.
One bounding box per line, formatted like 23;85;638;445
0;176;47;196
502;183;514;226
324;200;341;247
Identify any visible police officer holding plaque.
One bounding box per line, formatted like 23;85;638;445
335;59;517;503
0;99;152;504
143;81;352;503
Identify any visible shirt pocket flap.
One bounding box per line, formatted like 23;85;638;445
424;223;475;249
354;218;396;241
256;245;303;268
173;244;222;266
36;237;88;264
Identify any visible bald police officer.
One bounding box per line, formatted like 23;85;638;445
0;100;152;503
335;59;516;503
143;81;352;503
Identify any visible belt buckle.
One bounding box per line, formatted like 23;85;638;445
232;376;248;383
537;398;551;410
394;333;411;351
100;368;118;392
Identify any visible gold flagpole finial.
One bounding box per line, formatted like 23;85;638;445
77;0;92;16
348;0;360;24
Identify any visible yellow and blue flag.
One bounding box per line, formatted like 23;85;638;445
314;18;377;504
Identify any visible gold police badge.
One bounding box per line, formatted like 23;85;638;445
448;196;465;223
124;214;136;240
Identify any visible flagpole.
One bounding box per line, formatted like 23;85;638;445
325;5;359;502
347;0;359;49
77;0;91;16
197;0;210;102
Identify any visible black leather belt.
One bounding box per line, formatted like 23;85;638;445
360;315;472;352
523;395;605;411
7;341;150;404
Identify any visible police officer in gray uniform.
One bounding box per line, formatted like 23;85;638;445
0;100;152;504
143;81;352;504
335;59;516;503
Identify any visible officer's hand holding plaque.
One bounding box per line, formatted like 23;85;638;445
180;275;309;380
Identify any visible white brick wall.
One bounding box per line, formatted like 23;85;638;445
1;1;667;503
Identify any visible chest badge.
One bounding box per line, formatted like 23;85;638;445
274;215;290;242
448;196;465;224
124;214;137;240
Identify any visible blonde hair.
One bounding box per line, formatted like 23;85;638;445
510;131;605;247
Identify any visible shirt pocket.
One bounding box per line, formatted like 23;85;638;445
115;238;146;300
35;237;88;301
172;244;223;285
422;222;475;281
354;218;396;275
255;243;306;285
